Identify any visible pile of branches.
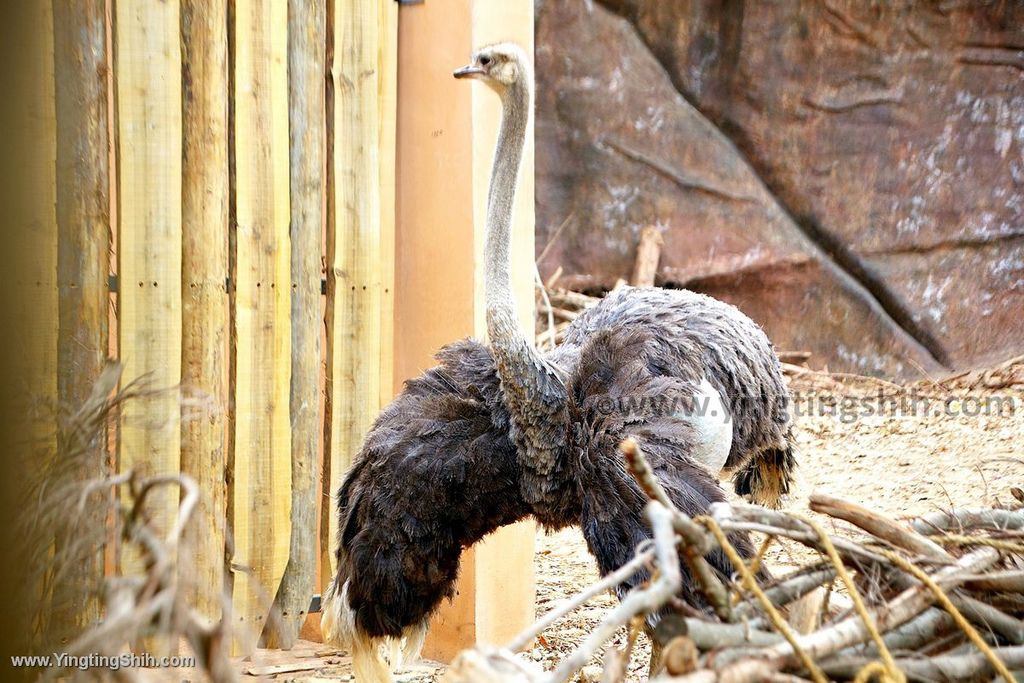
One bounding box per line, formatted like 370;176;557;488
445;439;1024;683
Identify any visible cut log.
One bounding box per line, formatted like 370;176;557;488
549;290;600;310
809;493;949;560
819;645;1024;682
116;0;184;572
51;0;111;643
323;0;398;583
911;508;1024;534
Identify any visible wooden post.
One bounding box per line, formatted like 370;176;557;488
231;0;293;655
264;0;326;649
180;0;230;624
14;0;57;417
11;0;58;651
395;0;537;660
51;0;111;644
322;0;398;583
378;0;399;412
115;0;184;585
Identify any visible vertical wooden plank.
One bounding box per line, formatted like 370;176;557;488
232;0;292;655
15;0;58;418
10;0;59;648
116;0;183;581
323;0;397;580
180;0;229;624
264;0;326;649
377;0;398;407
51;0;111;644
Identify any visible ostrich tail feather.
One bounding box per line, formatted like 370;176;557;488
320;578;427;682
400;620;428;666
351;636;396;683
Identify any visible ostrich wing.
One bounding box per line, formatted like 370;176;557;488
568;328;759;612
552;285;791;468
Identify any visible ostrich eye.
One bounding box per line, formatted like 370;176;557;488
479;55;492;67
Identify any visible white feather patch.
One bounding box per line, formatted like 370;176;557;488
676;377;732;474
321;578;428;682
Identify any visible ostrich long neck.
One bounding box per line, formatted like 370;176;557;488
484;78;529;341
485;71;568;506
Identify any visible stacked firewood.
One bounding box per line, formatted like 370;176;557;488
445;439;1024;683
652;496;1024;682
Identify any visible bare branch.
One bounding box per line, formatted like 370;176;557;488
507;546;656;652
548;502;682;683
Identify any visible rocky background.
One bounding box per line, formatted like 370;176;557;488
534;0;1024;380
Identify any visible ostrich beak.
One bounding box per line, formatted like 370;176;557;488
453;64;484;79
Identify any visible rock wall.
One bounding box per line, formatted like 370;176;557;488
535;0;1024;379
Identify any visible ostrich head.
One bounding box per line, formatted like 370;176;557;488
453;42;532;96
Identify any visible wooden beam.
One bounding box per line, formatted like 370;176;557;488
180;0;230;624
264;0;326;650
378;0;398;410
10;0;59;650
14;0;57;419
395;0;537;661
231;0;293;655
51;0;111;644
322;0;398;583
115;0;184;582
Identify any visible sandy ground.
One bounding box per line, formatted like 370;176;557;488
230;360;1023;682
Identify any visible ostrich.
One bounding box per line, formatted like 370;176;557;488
321;43;787;680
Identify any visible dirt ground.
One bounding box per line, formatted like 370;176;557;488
230;360;1023;682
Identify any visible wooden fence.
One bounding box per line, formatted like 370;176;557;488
17;0;538;660
23;0;398;654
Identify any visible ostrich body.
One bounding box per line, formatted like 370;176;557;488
322;43;785;680
322;335;749;680
550;285;796;506
321;341;528;679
